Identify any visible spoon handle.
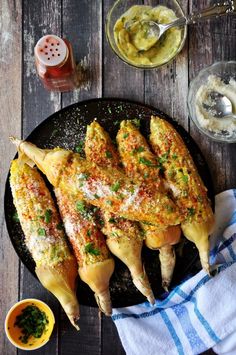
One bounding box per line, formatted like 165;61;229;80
186;0;235;24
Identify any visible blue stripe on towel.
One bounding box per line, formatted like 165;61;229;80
172;304;205;353
176;289;220;343
160;310;184;355
233;189;236;199
113;261;235;322
210;234;236;259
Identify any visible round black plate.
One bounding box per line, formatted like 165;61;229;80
4;98;214;308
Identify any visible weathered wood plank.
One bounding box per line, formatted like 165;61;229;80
22;0;61;136
62;0;103;106
0;1;21;354
188;0;236;193
19;1;62;354
60;1;103;354
144;0;189;130
103;0;144;101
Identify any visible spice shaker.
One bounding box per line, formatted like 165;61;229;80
34;35;78;92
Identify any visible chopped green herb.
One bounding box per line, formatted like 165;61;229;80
105;150;112;159
130;186;135;194
13;211;19;222
76;201;86;213
106;200;113;206
144;172;149;179
197;196;203;203
172;153;178;160
75;140;84;154
117;193;124;200
84;242;100;256
87;229;91;237
123;133;129;139
187;207;195;217
139;157;155;167
133;146;145;154
109;217;116;223
80;173;90;180
110;182;120;192
56;222;64;230
38;228;46;236
94;193;100;199
182;175;188;183
131;118;141;128
159;152;169;164
45;209;52;223
111;231;119;237
166;205;174;213
14;305;49;344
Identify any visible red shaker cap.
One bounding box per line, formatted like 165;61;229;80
34;35;67;67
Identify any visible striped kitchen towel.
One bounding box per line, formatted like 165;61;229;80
112;190;236;355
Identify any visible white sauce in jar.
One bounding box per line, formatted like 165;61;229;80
195;75;236;138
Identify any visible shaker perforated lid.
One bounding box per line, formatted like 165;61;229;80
34;35;68;66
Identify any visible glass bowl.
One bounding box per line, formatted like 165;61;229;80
106;0;187;69
188;61;236;143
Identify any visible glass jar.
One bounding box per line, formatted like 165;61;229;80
34;35;78;92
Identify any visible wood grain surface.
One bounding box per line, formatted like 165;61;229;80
1;0;235;354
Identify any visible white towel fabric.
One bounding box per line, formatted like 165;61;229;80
112;190;236;355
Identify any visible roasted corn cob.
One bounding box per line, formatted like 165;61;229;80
85;121;155;304
10;160;80;329
10;137;181;227
150;116;214;274
117;120;181;290
54;189;115;316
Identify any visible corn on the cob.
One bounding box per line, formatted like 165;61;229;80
54;189;115;316
150;116;214;274
10;137;181;227
10;160;80;329
117;120;181;290
85;121;155;304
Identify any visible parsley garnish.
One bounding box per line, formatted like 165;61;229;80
75;140;84;154
106;200;113;206
123;133;129;139
105;151;112;158
187;207;195;217
45;209;52;223
182;175;188;183
131;118;141;128
139;157;155;167
172;153;178;160
109;217;116;223
94;193;100;199
14;305;49;344
85;242;100;256
133;146;145;154
76;201;86;213
110;182;120;192
87;229;91;237
38;228;46;236
56;222;64;230
80;173;90;180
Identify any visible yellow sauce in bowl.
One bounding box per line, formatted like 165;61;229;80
5;299;55;350
113;5;183;67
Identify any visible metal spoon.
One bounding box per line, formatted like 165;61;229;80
126;0;235;50
203;91;236;119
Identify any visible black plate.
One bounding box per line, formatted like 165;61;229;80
4;98;214;308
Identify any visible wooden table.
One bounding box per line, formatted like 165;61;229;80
1;1;235;354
